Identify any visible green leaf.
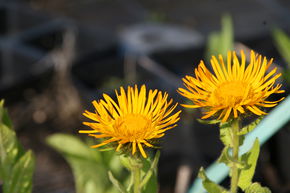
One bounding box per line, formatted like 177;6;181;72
272;28;290;67
0;124;19;179
206;14;233;61
245;182;271;193
238;117;263;135
238;138;260;190
46;134;101;161
219;121;233;147
0;101;35;193
120;155;134;171
141;151;159;193
4;150;35;193
108;171;127;193
0;101;12;129
219;121;245;147
47;134;127;193
282;70;290;84
198;167;229;193
83;180;100;193
47;134;105;193
197;119;220;125
217;147;245;170
220;14;233;57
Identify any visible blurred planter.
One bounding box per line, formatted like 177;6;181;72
67;26;124;101
0;3;51;37
0;45;53;103
0;2;57;102
18;17;124;102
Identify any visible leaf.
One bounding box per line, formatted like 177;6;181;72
217;147;245;170
219;121;233;147
238;138;260;190
0;100;12;129
141;151;160;193
272;28;290;67
219;121;245;147
206;14;233;61
83;180;100;193
47;134;105;193
4;150;35;193
0;124;19;179
47;134;127;193
198;167;229;193
119;155;134;171
220;14;233;57
0;102;35;193
46;134;101;161
238;117;263;135
245;182;271;193
197;119;220;125
108;171;127;193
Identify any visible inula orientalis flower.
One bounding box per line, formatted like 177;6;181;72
178;50;284;122
80;85;181;158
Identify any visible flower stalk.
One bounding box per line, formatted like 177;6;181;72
130;156;142;193
230;119;240;193
133;165;141;193
178;50;284;193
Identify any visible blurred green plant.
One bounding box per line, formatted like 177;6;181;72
272;28;290;84
47;134;128;193
206;14;234;61
0;100;35;193
47;134;158;193
47;134;159;193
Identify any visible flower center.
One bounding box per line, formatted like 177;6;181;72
114;114;150;138
211;81;249;106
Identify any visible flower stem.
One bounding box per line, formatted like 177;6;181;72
131;156;142;193
133;167;141;193
230;119;240;193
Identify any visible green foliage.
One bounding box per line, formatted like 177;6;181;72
206;14;234;61
0;100;35;193
197;119;220;125
219;121;244;148
108;171;127;193
245;183;271;193
201;117;268;193
47;134;128;193
118;152;159;193
272;28;290;66
238;117;263;135
219;121;234;147
238;139;260;191
272;28;290;84
140;151;159;193
217;147;245;170
198;167;229;193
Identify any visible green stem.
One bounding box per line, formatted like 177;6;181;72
131;157;142;193
230;119;240;193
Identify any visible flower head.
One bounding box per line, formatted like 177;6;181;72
178;50;284;122
80;85;181;158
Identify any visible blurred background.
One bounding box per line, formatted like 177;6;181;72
1;0;290;193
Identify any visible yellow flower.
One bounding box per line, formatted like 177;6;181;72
178;50;284;122
79;85;181;158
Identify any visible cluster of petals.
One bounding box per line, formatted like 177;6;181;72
80;85;181;158
178;50;284;122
